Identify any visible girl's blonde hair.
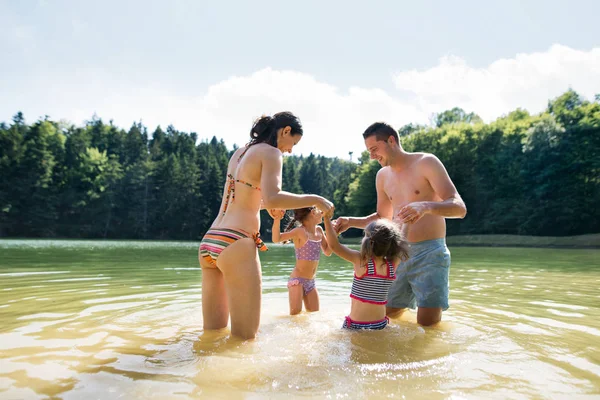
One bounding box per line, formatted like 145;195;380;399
360;220;409;263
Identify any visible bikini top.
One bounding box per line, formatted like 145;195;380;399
349;258;396;305
222;146;261;215
295;232;322;261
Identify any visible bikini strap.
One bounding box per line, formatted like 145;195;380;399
221;174;236;215
367;258;375;275
234;145;260;190
386;257;394;277
237;145;251;163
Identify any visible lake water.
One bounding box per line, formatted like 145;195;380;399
0;240;599;399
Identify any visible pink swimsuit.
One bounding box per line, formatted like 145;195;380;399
295;237;321;261
288;233;322;295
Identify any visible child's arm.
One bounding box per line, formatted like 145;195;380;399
323;216;361;264
270;210;302;243
270;210;285;243
317;225;333;256
274;227;303;244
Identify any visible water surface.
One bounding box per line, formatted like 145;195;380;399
1;240;599;399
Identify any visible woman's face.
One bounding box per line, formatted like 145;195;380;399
277;127;302;154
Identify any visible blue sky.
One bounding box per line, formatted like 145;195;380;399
1;0;599;157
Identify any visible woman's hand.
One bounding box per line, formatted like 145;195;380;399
314;197;334;218
268;209;286;220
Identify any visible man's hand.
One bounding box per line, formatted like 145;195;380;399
332;217;350;234
268;209;286;220
398;202;429;224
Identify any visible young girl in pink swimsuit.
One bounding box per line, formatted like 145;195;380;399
271;207;332;315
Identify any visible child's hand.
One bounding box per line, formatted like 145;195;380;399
268;209;286;220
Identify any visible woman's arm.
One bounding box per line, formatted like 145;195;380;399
260;148;333;213
323;216;361;264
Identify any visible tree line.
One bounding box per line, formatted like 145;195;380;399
0;89;598;240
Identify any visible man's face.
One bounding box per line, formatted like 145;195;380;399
364;135;392;167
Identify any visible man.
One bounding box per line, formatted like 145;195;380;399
334;122;466;326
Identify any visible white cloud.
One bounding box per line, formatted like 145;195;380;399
393;44;600;122
2;45;600;159
13;67;424;159
191;69;425;158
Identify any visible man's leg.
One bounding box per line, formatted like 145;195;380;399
416;307;442;326
411;240;451;326
386;306;407;319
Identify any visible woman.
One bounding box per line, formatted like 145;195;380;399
198;111;334;339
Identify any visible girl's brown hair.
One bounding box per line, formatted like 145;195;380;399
281;207;314;243
360;220;409;263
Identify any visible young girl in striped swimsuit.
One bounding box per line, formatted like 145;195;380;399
271;207;332;315
323;216;409;330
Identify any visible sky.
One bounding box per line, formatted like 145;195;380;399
1;0;600;158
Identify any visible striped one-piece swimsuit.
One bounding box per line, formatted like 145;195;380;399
350;258;396;305
342;258;396;330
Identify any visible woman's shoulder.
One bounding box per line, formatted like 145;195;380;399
253;143;281;158
246;142;277;153
231;144;279;165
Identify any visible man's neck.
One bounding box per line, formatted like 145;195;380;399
389;148;411;172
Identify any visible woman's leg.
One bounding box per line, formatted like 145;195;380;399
199;251;229;330
303;287;320;312
217;238;262;339
288;281;304;315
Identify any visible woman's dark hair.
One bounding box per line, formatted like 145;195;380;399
282;207;314;242
249;111;303;147
360;219;409;263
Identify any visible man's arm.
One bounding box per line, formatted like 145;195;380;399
334;168;393;233
398;155;467;223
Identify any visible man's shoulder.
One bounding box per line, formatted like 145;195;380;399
411;152;441;166
376;165;392;178
409;151;435;160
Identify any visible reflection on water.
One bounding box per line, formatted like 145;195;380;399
0;240;599;398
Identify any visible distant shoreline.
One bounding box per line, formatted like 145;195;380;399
339;233;600;249
1;234;599;249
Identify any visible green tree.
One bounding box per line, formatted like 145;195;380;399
346;154;380;217
282;157;302;193
433;107;483;127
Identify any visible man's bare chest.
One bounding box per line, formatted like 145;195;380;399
383;171;432;204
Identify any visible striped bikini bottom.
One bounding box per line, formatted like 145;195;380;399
342;316;389;330
199;227;268;268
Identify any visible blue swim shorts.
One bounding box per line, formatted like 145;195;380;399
387;238;451;310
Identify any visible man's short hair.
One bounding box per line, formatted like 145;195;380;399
362;122;399;144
